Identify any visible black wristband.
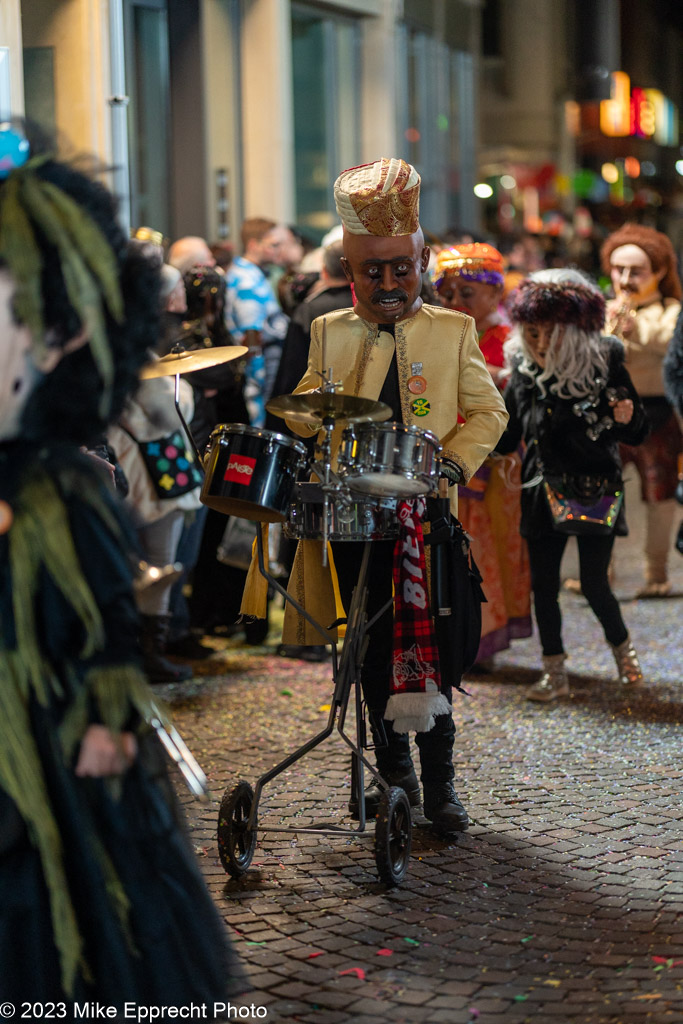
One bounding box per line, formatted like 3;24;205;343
440;458;463;486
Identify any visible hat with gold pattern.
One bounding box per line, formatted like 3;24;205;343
433;243;504;288
334;158;421;236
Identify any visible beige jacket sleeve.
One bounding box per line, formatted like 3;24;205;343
439;316;509;482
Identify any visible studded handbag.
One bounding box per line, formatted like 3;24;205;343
542;473;623;536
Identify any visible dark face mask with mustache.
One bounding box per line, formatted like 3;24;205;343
371;289;409;305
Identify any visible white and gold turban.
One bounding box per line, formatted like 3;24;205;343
333;158;421;237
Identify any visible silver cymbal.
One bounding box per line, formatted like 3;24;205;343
266;391;392;424
140;345;248;378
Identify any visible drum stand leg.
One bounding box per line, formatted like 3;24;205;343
247;534;386;836
173;371;205;468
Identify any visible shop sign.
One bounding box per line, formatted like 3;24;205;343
600;72;679;146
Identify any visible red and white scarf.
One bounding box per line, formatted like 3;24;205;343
384;497;451;734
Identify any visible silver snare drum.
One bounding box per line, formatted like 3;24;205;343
338;421;441;497
284;483;399;542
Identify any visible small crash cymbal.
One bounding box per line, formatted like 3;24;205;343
266;391;392;424
140;345;248;378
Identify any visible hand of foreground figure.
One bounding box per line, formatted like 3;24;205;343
75;724;138;777
80;447;116;487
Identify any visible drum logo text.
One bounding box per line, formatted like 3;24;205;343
224;455;256;484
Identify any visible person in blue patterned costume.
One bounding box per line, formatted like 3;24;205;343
226;217;289;425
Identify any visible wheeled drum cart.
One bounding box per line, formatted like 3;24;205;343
214;375;446;887
138;349;416;883
217;531;412;886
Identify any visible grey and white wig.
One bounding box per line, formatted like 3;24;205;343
503;268;610;399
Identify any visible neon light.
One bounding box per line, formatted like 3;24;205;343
600;72;631;137
598;72;679;144
645;89;679;146
631;88;655;138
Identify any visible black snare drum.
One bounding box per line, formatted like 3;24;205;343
201;424;306;522
284;482;399;542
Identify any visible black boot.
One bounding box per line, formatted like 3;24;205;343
349;718;421;819
165;630;213;660
417;713;469;833
140;614;194;684
422;784;469;833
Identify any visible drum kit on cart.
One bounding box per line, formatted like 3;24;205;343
141;337;445;885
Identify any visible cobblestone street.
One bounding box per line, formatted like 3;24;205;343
167;481;683;1024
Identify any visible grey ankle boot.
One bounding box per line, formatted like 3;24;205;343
611;635;643;686
527;654;569;702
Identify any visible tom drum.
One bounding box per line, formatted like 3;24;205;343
201;424;306;523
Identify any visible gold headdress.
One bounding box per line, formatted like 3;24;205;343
334;158;421;237
433;243;505;288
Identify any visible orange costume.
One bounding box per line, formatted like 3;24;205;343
457;322;532;661
433;245;532;663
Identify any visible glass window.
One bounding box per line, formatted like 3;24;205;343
398;25;476;239
291;5;360;241
124;0;171;235
23;47;57;138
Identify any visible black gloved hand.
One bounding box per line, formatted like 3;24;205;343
439;457;463;487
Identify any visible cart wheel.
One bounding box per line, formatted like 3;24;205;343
374;786;412;886
217;780;257;878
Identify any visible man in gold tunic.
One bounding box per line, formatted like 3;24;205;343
282;159;508;832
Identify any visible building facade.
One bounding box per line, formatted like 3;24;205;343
477;0;683;247
4;0;681;254
2;0;483;247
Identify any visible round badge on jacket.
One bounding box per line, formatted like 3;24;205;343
407;375;427;395
411;398;431;416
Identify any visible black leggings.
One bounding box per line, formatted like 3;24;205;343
527;532;628;656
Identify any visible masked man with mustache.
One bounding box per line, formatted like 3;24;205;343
601;225;682;598
278;159;508;832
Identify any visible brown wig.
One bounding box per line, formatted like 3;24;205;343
600;224;682;300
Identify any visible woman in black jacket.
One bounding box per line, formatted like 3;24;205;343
497;269;648;701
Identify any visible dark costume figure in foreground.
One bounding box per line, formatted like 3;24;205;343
0;127;243;1007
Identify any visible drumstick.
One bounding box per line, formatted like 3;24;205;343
321;316;327;385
